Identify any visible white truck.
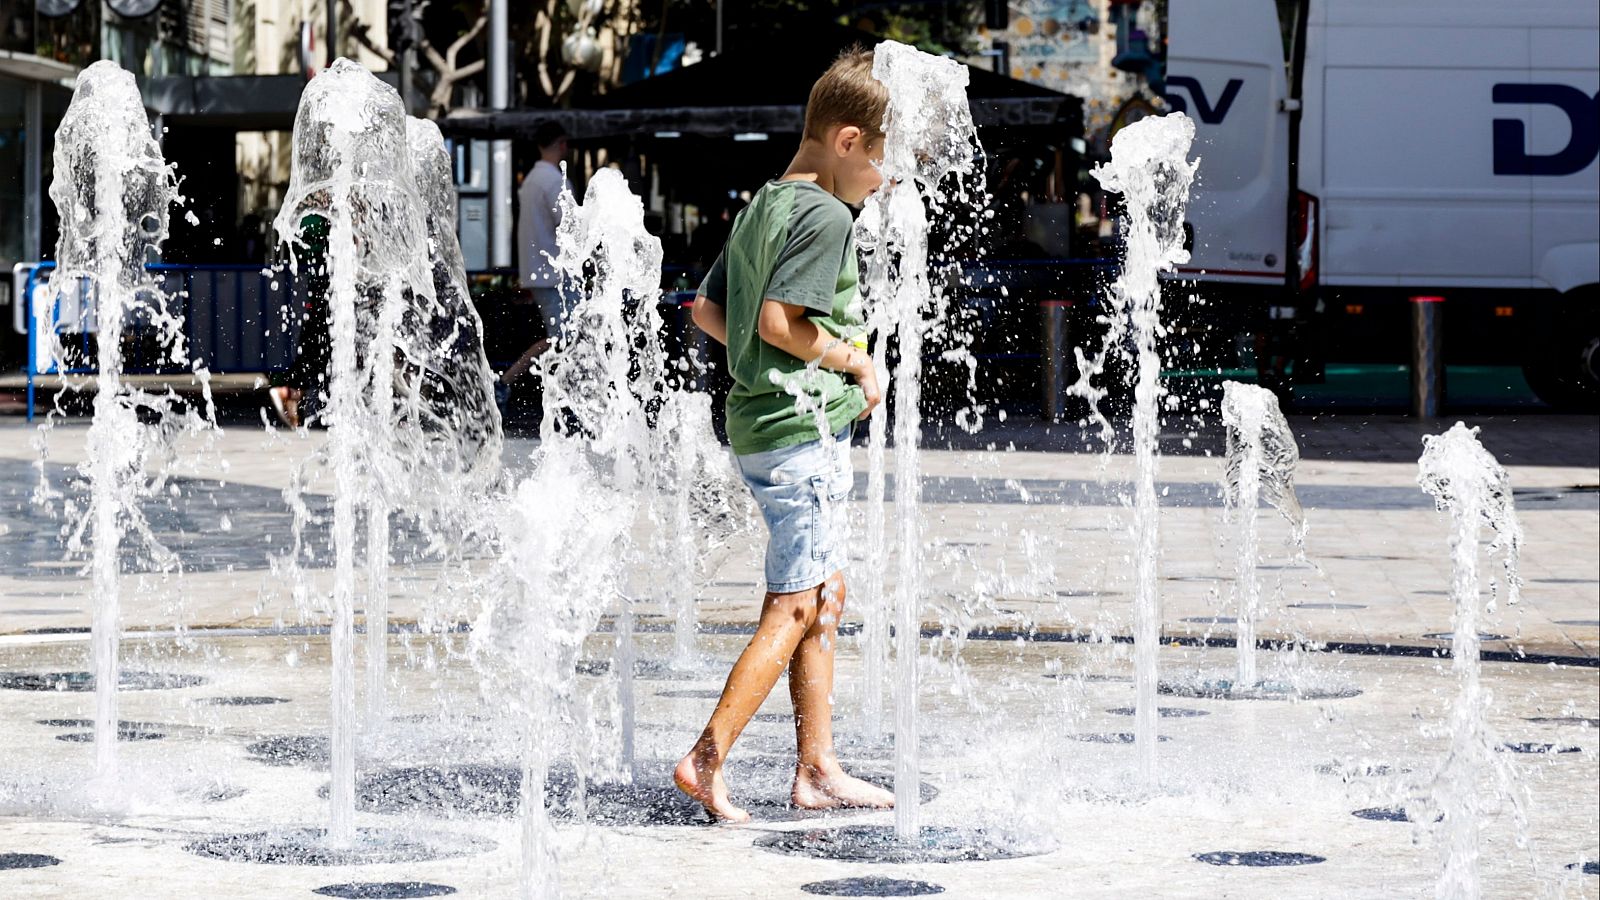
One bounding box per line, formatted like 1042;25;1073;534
1164;0;1599;409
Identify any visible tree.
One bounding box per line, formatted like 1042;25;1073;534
349;0;984;117
345;0;487;117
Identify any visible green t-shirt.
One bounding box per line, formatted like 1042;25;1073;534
699;180;867;456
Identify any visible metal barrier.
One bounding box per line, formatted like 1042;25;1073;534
16;262;301;421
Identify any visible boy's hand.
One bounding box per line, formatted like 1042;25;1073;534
851;358;881;421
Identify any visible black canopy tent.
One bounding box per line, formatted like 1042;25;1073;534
442;25;1094;417
440;24;1080;142
440;24;1083;266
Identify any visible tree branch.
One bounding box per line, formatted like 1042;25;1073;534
445;58;487;84
446;14;489;69
535;2;557;98
338;0;396;65
554;68;577;104
421;39;449;75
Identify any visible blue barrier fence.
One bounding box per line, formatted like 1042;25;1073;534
17;262;301;420
15;263;704;421
15;258;1105;421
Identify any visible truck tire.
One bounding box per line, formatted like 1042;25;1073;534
1523;289;1599;412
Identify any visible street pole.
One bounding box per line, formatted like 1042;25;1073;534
1410;295;1446;417
325;0;338;66
23;82;41;262
398;0;416;116
488;0;513;270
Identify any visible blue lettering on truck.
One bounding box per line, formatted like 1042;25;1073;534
1492;84;1600;176
1162;77;1244;124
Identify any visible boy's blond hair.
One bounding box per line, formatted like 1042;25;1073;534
803;46;889;143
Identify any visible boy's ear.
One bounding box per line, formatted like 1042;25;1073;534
834;125;865;158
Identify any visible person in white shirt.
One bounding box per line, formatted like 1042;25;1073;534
498;121;571;406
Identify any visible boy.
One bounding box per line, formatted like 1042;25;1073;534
673;47;894;822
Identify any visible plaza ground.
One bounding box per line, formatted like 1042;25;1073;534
0;410;1595;897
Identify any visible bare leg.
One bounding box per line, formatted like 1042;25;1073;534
788;573;895;810
675;586;820;822
500;337;552;386
268;386;301;429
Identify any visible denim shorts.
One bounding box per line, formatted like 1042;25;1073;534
531;286;574;340
734;424;853;594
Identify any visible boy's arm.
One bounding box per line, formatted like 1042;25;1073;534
692;250;729;345
757;299;880;419
692;295;728;345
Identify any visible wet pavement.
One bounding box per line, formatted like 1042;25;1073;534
0;630;1594;898
0;414;1596;897
10;415;1593;659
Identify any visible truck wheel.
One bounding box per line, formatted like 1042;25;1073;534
1523;291;1599;412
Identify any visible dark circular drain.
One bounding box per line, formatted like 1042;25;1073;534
313;883;458;899
1422;632;1507;642
656;689;724;700
56;729;165;743
1352;807;1410;822
183;828;489;866
1315;762;1408;779
37;718;161;729
194;696;290;706
1181;616;1238;625
0;671;208;692
1194;850;1326;867
1525;716;1599;728
557;779;721;826
1568;860;1599;875
1044;673;1134;683
246;735;329;768
341;762;932;825
1288;603;1368;610
1159;679;1362;701
753;712;839;724
1499;742;1582;754
1064;733;1171;744
575;659;731;680
1105;707;1209;718
801;876;946;896
348;764;521;818
0;853;61;870
755;825;1041;863
200;786;249;803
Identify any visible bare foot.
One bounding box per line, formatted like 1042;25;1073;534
674;749;750;823
791;761;895;810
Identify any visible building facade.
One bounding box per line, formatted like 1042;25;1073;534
2;0;389;344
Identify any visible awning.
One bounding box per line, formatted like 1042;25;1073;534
441;23;1078;141
142;72;402;130
442;97;1074;141
0;50;79;84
